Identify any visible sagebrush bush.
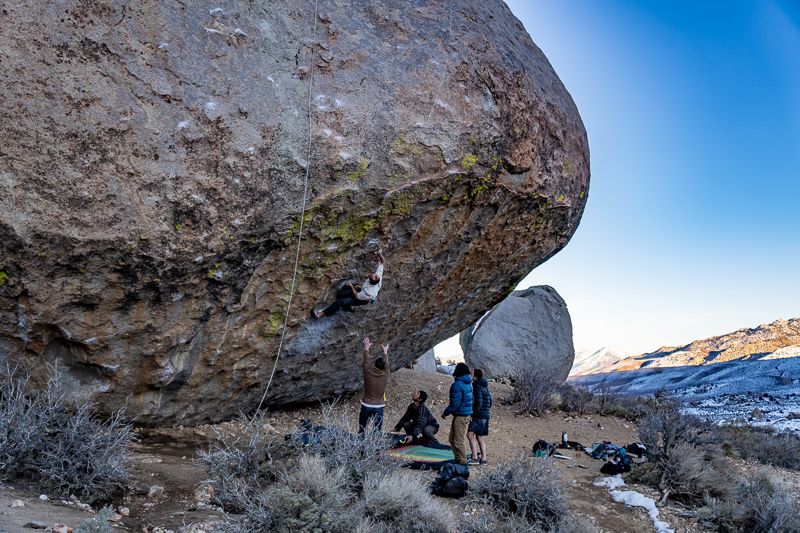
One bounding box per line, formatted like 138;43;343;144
196;411;280;509
703;468;800;532
471;456;567;529
711;425;800;471
288;402;393;485
359;470;454;533
0;365;132;502
637;398;707;461
512;368;560;415
554;382;594;413
635;398;736;505
659;442;730;504
514;371;646;419
74;506;115;533
223;478;353;533
459;510;597;533
203;402;453;533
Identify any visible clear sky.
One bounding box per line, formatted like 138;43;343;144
437;0;800;360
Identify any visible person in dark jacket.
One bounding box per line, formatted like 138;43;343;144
442;362;473;465
392;390;440;445
467;368;493;465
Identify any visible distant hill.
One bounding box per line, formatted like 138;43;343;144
570;347;626;376
586;318;800;374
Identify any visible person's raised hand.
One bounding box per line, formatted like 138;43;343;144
363;337;372;351
382;344;389;355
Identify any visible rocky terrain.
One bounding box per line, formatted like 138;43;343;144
573;318;800;432
597;318;800;373
0;0;589;425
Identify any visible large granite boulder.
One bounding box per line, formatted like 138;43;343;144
412;349;437;373
460;286;574;381
0;0;589;425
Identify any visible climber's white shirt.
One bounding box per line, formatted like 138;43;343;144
356;263;384;302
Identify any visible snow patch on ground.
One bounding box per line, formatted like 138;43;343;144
593;475;626;489
609;490;674;533
594;476;673;533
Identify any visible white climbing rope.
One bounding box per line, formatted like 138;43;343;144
255;0;319;413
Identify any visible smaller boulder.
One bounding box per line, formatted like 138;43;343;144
412;349;437;373
460;286;574;382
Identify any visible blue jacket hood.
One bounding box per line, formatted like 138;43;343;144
455;374;472;384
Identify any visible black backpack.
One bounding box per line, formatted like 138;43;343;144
430;462;470;498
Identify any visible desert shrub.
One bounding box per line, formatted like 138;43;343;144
659;441;730;504
74;506;115;533
554;382;595;413
636;398;733;504
637;398;707;461
222;480;352;533
0;365;132;502
512;368;560;415
703;468;800;532
584;379;649;418
196;411;280;509
711;424;800;471
358;470;454;533
459;511;599;533
218;454;357;533
554;514;600;533
286;401;393;486
518;377;647;419
203;402;424;532
471;456;567;530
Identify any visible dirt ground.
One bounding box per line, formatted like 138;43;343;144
1;369;712;532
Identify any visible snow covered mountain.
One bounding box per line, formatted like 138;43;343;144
570;318;800;432
570;347;627;376
591;318;800;374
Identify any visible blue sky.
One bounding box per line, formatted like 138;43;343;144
438;1;800;359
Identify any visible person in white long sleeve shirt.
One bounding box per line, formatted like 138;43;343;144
313;251;385;318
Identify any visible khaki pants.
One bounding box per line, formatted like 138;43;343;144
448;415;470;464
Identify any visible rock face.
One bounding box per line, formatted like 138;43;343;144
460;286;575;381
0;1;589;425
412;349;437;373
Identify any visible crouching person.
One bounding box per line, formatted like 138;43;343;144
393;390;440;445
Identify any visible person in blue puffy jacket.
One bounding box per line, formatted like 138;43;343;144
442;362;473;464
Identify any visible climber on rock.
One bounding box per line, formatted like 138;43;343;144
312;249;385;318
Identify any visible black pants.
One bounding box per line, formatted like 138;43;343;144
323;285;368;316
402;421;440;445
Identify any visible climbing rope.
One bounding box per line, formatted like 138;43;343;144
255;0;319;413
